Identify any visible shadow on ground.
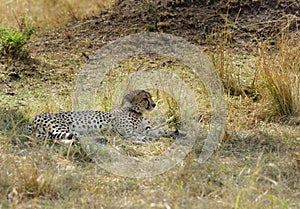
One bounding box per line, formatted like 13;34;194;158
0;108;30;143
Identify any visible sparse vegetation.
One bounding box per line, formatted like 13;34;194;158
211;29;244;97
0;0;300;208
258;34;300;117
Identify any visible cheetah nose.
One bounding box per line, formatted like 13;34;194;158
152;103;156;108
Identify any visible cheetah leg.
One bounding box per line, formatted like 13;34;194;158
71;130;108;144
49;130;80;142
127;129;185;143
146;129;180;138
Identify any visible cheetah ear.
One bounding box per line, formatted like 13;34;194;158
122;90;145;107
122;99;132;108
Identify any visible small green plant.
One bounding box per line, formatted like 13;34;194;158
259;34;300;117
0;26;36;58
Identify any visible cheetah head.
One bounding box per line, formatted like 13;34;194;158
122;90;156;113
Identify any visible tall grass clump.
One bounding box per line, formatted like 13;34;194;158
209;4;247;97
258;34;300;117
210;27;244;97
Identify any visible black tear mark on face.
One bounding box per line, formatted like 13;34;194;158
133;91;156;111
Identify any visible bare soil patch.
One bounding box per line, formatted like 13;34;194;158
2;0;299;83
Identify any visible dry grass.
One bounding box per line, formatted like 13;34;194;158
0;0;113;29
210;30;245;97
1;46;299;208
1;1;300;208
210;16;260;100
258;33;300;117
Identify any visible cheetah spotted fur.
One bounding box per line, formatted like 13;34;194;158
28;90;182;143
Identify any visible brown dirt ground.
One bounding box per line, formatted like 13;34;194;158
30;0;299;54
1;0;299;92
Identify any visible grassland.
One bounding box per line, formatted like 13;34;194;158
0;0;112;29
0;0;300;208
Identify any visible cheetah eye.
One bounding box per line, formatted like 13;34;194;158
143;98;150;106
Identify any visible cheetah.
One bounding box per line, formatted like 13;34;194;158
28;90;183;143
